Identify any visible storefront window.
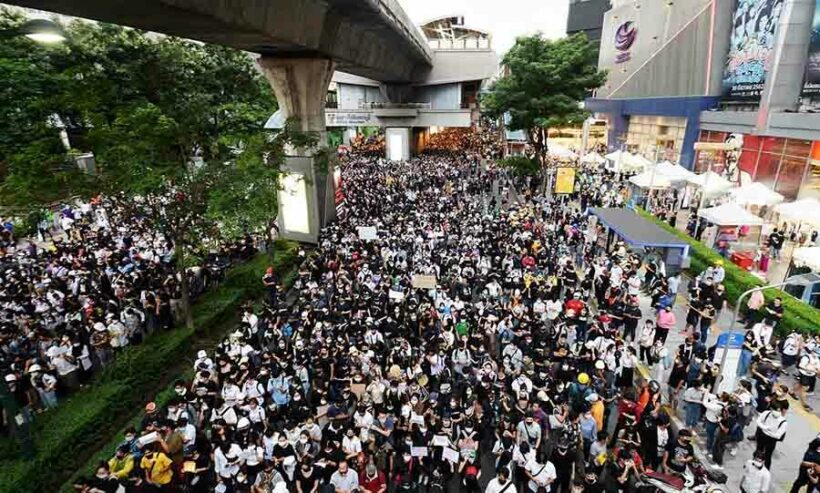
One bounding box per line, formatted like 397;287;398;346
774;154;809;199
755;151;779;189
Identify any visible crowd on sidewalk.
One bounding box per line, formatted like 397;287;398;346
70;154;819;493
1;196;258;420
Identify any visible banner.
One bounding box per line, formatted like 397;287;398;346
802;0;820;103
411;274;437;289
722;0;785;100
554;167;576;194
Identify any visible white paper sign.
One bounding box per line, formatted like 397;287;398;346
357;226;378;241
432;435;449;447
442;446;459;463
411;446;428;457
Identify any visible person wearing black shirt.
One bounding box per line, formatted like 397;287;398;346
294;459;320;493
663;429;694;475
622;301;641;342
551;439;576;493
790;436;820;493
763;298;784;328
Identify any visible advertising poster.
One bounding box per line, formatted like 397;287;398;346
554;167;576;194
722;0;785;100
802;0;820;102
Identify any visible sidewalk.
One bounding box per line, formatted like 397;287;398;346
634;275;819;493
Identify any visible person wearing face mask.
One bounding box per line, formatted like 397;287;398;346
486;467;517;493
740;451;771;493
358;460;386;493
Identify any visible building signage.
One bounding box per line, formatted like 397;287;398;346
722;0;785;100
801;0;820;105
325;111;376;127
614;21;637;64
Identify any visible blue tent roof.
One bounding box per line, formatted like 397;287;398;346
588;207;690;251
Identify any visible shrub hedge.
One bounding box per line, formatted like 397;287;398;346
636;208;820;335
0;241;298;493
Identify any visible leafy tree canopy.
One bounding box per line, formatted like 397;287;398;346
481;33;606;164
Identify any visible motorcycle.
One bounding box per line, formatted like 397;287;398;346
638;459;727;493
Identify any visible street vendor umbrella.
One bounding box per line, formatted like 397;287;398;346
697;202;764;226
628;170;672;189
728;182;784;207
774;198;820;229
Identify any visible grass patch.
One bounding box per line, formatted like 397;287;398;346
636;208;820;335
0;241;299;493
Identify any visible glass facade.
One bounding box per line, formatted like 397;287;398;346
626;116;687;162
697;130;815;200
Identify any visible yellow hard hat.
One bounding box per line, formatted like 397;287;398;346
715;260;723;266
578;373;590;385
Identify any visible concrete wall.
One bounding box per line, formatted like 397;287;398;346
338;83;384;109
597;0;730;99
422;50;499;86
414;83;461;109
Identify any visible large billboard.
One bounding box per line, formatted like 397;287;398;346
722;0;785;100
802;0;820;102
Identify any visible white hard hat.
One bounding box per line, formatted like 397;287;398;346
4;374;16;382
237;417;250;430
197;350;207;359
28;364;42;373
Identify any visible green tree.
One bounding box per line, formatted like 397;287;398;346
0;12;301;329
482;33;607;167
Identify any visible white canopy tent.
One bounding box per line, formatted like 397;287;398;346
792;247;820;272
728;182;784;207
548;144;577;159
630;154;654;170
686;171;734;196
654;160;695;182
605;150;646;172
697;202;764;226
628;170;672;189
580;152;606;165
774;198;820;228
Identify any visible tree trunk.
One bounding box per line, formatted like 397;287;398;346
175;239;195;330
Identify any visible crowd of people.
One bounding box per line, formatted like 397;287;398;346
66;154;818;493
1;197;258;419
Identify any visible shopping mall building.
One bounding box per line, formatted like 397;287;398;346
583;0;820;200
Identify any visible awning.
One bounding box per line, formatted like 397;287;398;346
697;202;764;226
588;207;690;250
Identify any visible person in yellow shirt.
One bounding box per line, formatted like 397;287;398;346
108;445;135;480
587;393;605;432
141;446;174;487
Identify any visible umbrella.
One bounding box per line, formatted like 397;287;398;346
729;182;784;207
628;171;672;189
774;198;820;229
697;202;764;226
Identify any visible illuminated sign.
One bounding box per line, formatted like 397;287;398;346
614;21;637;64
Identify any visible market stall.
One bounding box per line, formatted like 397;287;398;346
604;150;644;173
697;202;764;258
774;198;820;229
728;182;784;207
654;160;695;183
683;170;733;209
580;152;606;166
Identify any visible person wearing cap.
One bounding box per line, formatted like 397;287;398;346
28;363;58;410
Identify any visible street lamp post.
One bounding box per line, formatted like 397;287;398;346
713;273;814;393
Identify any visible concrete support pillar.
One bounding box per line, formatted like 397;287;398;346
756;0;816;132
385;127;411;161
258;57;335;244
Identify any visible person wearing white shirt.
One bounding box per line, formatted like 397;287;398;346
526;456;557;492
755;401;789;468
751;321;773;348
740;452;771;493
485;468;516;493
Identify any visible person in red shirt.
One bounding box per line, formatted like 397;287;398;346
565;292;585;315
521;253;536;269
359;462;387;493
